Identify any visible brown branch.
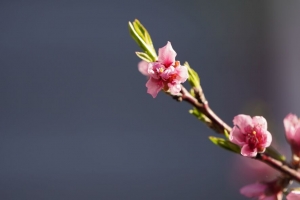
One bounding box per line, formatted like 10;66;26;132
256;154;300;183
180;86;231;133
178;84;300;183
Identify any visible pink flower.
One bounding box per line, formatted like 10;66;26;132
240;182;282;200
287;190;300;200
138;42;188;98
229;114;272;157
283;114;300;156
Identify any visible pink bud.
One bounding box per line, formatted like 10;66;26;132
240;181;282;200
229;114;272;157
283;114;300;156
287;190;300;200
137;42;188;98
240;182;267;198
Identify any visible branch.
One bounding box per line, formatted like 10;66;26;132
178;84;300;183
256;154;300;183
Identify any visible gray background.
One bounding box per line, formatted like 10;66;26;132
1;0;300;199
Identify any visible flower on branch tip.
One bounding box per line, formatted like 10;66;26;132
138;42;188;98
240;181;282;200
229;114;272;157
283;114;300;157
287;190;300;200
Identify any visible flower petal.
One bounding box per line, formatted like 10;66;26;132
168;82;181;96
161;66;175;80
287;190;300;200
175;65;188;83
261;131;272;147
158;41;176;67
146;77;163;98
284;114;299;142
138;61;149;76
291;128;300;156
229;126;245;146
233;114;253;133
240;182;267;198
241;144;257;157
253;116;268;130
261;195;278;200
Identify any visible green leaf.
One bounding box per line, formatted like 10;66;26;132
128;20;157;62
135;52;152;62
224;129;230;139
132;19;153;47
184;62;200;88
209;136;241;154
265;146;286;162
189;107;210;123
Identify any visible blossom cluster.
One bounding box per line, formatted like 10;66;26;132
233;114;300;199
130;19;300;200
138;42;188;98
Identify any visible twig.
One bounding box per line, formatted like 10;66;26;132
178;84;300;183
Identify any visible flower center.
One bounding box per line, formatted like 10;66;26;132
246;129;260;149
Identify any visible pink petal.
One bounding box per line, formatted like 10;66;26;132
284;114;299;142
158;41;176;67
260;195;278;200
240;182;267;198
161;66;175;80
168;82;181;96
287;191;300;200
241;144;257;157
291;128;300;156
229;126;245;146
175;65;188;83
233;114;253;133
138;61;149;76
253;116;268;130
261;131;272;148
146;77;163;98
147;63;162;79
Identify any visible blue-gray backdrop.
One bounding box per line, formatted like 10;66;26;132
1;0;300;199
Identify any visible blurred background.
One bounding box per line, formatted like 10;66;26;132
1;0;300;199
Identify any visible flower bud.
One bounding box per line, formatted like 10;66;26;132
283;114;300;157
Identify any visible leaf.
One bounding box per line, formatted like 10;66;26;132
265;146;286;162
184;62;200;88
128;20;157;62
189;107;210;123
132;19;153;47
224;129;230;139
209;136;241;154
135;52;152;62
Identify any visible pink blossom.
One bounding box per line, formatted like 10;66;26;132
283;114;300;156
287;190;300;200
229;114;272;157
138;42;188;98
240;182;282;200
138;61;149;76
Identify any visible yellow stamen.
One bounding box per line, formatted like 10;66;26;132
252;131;256;135
159;68;164;73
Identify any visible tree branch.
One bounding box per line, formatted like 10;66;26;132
178;84;300;183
